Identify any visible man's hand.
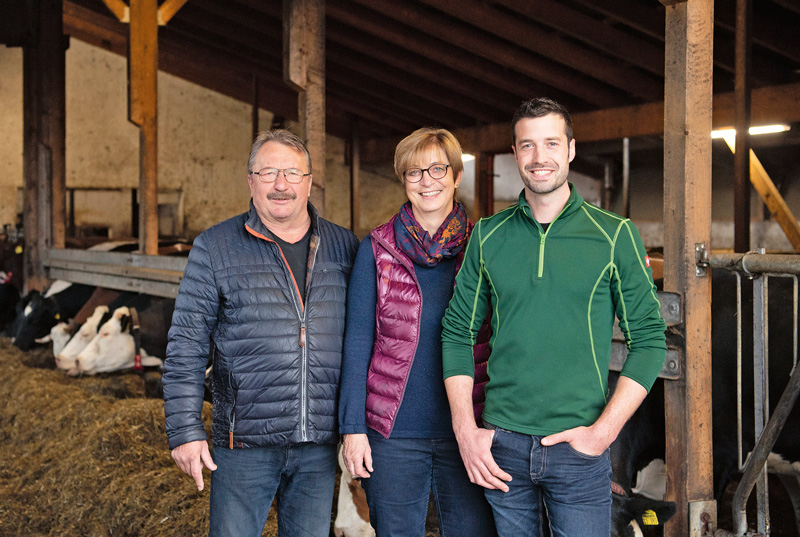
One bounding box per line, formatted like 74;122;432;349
171;440;217;491
540;425;610;456
542;376;649;457
455;426;512;492
342;433;373;479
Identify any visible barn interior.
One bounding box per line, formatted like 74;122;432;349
2;1;800;536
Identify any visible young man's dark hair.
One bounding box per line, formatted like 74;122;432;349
511;97;574;145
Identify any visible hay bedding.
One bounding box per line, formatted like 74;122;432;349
0;338;444;537
0;338;281;537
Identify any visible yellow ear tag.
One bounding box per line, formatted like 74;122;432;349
55;313;61;320
642;510;659;526
15;245;23;254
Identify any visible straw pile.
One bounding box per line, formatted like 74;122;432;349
0;338;279;537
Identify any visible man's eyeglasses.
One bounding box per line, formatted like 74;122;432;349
249;168;310;184
403;164;451;183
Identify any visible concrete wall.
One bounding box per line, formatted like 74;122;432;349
0;39;405;243
0;47;23;231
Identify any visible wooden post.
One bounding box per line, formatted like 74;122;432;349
473;152;495;219
22;0;66;292
734;0;752;252
252;74;259;142
283;0;326;216
349;116;361;235
128;0;159;255
661;1;715;536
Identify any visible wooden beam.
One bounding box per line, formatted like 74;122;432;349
723;137;800;251
327;19;517;114
417;0;663;100
661;2;715;537
474;153;495;219
496;0;664;76
349;117;361;234
157;0;188;25
128;0;159;255
283;0;326;214
361;81;800;163
101;0;129;22
348;0;627;108
734;0;752;253
22;0;66;292
326;2;583;110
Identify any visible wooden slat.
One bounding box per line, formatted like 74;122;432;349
44;248;187;298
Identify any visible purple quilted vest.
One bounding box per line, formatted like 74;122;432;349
366;215;490;438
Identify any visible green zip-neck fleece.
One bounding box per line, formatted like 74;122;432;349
442;184;666;436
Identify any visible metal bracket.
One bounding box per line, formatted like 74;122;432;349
689;500;716;536
695;242;710;277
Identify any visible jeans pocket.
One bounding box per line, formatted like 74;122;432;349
563;442;605;460
483;422;500;447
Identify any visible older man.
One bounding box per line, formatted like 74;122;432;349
442;98;666;537
164;129;358;537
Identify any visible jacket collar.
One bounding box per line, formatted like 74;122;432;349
517;182;584;224
244;198;319;241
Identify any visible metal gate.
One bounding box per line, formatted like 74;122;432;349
709;251;800;537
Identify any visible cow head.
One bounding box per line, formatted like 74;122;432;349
56;305;109;370
612;494;676;537
72;307;162;376
11;291;60;351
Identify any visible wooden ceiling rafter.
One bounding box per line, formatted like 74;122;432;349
326;20;519;115
494;0;664;77
415;0;663;100
346;0;627;108
325;2;586;110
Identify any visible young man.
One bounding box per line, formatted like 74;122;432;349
164;129;358;537
442;98;667;537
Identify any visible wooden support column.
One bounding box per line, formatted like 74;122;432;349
283;0;326;215
103;0;186;254
349;117;361;234
734;0;752;252
128;0;159;255
661;1;715;536
22;0;66;292
474;152;495;219
252;74;260;142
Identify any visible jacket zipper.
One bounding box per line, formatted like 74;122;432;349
300;241;319;442
228;370;237;449
535;202;571;279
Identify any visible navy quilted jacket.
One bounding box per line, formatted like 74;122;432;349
163;201;358;450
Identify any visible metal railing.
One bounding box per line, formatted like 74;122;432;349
709;251;800;537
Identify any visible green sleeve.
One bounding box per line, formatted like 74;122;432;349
613;220;667;392
442;220;491;379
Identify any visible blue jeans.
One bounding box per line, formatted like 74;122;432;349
209;442;337;537
484;424;612;537
361;436;496;537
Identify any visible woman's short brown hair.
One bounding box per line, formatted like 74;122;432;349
393;128;464;184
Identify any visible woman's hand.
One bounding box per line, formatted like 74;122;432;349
342;433;373;479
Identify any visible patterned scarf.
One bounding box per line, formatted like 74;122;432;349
394;201;469;267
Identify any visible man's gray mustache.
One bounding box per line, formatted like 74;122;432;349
267;193;297;200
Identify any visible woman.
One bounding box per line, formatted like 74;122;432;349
339;128;495;536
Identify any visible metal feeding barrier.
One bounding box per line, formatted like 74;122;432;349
709;250;800;537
